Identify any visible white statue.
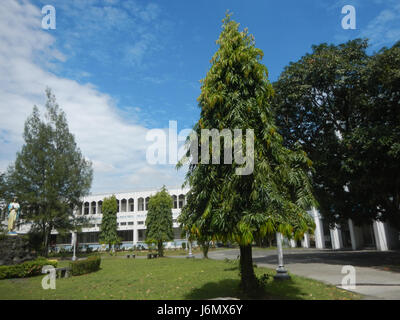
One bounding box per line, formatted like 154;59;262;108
7;197;20;235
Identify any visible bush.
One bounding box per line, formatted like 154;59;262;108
69;255;101;276
0;258;57;280
181;242;186;250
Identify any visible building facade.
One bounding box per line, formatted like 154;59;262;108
2;187;399;252
2;187;190;251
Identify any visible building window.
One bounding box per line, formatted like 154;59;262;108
138;221;144;225
128;221;134;226
172;195;177;209
98;201;102;214
116;199;120;212
121;222;127;226
128;198;134;212
76;203;83;215
138;198;144;211
121;199;127;212
178;195;185;208
117;230;133;242
84;202;89;215
145;197;150;210
91;201;97;214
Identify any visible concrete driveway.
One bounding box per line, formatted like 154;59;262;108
200;248;400;300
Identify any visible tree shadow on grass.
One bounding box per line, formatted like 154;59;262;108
262;278;311;300
183;277;305;300
183;279;241;300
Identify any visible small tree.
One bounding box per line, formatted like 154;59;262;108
145;186;174;257
4;89;92;256
99;195;119;254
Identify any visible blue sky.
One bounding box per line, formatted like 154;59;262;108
1;0;399;193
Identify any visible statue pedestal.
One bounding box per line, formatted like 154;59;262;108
0;235;37;266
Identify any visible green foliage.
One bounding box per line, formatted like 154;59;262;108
273;39;400;228
69;255;101;276
145;186;174;257
3;88;93;255
0;258;57;280
178;13;317;292
99;195;120;252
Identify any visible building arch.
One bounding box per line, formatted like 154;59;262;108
97;201;103;214
84;202;89;215
178;194;185;208
91;201;97;214
172;195;177;209
138;197;144;211
128;198;134;212
121;199;127;212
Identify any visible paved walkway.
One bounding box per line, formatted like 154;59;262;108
194;248;400;300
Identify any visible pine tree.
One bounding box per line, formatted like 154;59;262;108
5;88;93;255
145;186;174;257
99;195;120;253
179;13;316;294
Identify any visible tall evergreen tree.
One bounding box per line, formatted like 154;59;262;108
145;186;174;257
5;88;93;255
99;195;120;252
179;14;316;293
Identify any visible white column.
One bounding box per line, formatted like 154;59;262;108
373;220;389;251
89;202;92;215
302;233;310;248
313;208;325;249
289;239;296;248
348;219;358;250
133;228;138;245
330;225;343;250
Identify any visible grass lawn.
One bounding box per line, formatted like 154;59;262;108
0;257;361;300
48;247;226;259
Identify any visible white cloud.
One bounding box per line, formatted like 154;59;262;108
0;0;185;194
360;3;400;48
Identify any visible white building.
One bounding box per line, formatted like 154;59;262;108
1;187;189;251
65;187;190;250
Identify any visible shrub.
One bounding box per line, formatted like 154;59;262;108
0;258;57;280
69;255;101;276
181;242;186;250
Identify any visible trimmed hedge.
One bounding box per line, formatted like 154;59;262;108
0;258;58;280
69;255;101;276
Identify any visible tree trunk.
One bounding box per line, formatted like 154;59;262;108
201;241;209;258
239;244;259;293
158;240;164;257
43;228;50;257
